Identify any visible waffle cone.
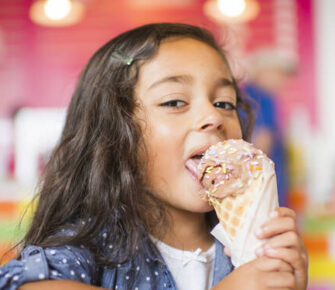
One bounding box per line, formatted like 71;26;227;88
210;162;278;267
209;175;263;242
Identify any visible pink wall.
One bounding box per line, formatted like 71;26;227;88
242;0;317;127
0;0;316;126
0;0;215;116
275;0;317;127
292;0;317;125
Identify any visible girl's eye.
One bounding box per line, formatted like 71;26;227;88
160;100;186;107
214;101;237;110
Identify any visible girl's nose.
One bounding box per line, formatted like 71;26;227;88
197;103;225;132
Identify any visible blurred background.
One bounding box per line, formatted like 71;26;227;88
0;0;334;288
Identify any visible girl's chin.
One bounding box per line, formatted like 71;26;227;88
185;184;212;211
199;203;214;213
168;193;213;213
188;197;214;213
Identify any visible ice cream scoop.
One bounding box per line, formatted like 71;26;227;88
199;139;265;199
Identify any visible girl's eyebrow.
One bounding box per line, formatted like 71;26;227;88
215;77;235;88
148;74;193;90
147;75;234;91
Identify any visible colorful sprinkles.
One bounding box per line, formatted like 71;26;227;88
198;139;273;199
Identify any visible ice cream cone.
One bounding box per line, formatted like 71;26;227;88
198;139;278;267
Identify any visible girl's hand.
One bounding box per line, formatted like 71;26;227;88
255;207;308;290
213;256;295;289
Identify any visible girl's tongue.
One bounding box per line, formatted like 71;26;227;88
185;157;202;180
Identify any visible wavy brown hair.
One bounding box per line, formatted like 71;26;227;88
20;23;254;266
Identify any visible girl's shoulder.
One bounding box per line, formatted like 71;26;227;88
0;243;98;290
0;239;165;290
0;229;157;289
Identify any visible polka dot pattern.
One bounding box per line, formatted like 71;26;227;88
0;237;233;289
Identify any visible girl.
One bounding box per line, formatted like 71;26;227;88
0;23;308;290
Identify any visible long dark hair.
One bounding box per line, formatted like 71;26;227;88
20;23;254;266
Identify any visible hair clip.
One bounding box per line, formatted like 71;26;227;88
110;50;133;65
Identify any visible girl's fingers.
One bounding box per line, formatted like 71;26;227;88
255;216;296;239
262;247;307;272
256;256;294;273
256;231;304;251
264;271;296;289
274;207;297;219
259;207;297;236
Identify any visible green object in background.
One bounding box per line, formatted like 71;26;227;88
303;215;335;233
0;219;29;243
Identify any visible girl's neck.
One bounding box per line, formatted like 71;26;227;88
158;207;214;252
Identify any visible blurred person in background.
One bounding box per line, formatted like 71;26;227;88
243;49;296;207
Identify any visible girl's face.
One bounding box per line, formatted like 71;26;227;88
135;37;242;213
